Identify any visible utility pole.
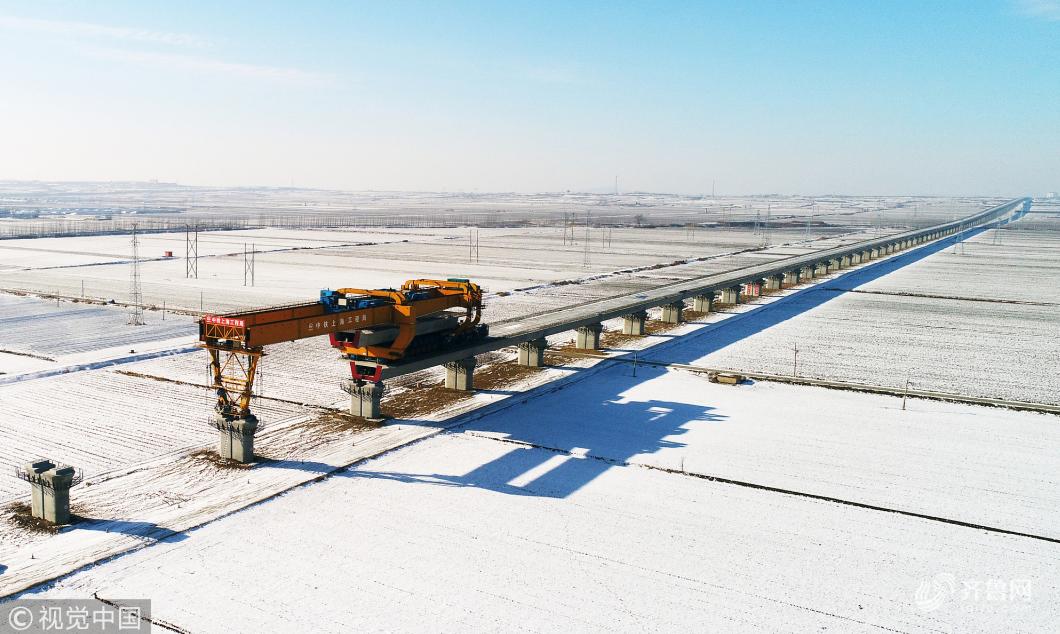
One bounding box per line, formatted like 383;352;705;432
902;374;911;411
128;224;145;326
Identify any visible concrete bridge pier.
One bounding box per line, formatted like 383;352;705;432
213;414;258;463
765;274;783;290
861;249;872;262
800;265;815;280
350;380;384;419
783;270;800;286
518;338;548;366
721;286;742;304
661;301;684;324
840;255;852;268
828;258;841;272
576;323;603;349
870;247;880;259
19;460;78;525
815;261;829;276
622;311;648;335
444;357;476;391
692;292;716;313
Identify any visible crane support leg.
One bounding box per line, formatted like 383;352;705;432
206;345;262;463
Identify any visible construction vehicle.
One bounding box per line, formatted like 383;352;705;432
199;278;486;420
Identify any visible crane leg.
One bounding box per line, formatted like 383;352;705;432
206;345;262;463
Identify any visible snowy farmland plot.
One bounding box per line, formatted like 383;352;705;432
679;222;1060;403
0;191;1056;630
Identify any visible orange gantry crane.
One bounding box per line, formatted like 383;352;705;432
199;278;485;420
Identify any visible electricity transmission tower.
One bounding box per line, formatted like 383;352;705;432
244;243;256;286
185;224;199;278
468;229;480;263
582;211;591;268
128;224;145;326
763;204;772;246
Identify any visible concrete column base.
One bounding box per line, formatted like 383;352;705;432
661;302;684;324
576;323;603;349
870;248;880;258
840;255;852;268
692;293;715;313
800;266;815;280
350;380;384;419
622;311;648;335
20;460;77;525
518;338;548;366
444;357;476;391
765;275;783;290
783;271;800;286
214;414;258;463
721;286;742;304
815;263;829;276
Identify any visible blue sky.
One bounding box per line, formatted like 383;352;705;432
0;1;1056;195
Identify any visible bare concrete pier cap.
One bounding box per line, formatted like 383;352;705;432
213;414;258;463
349;380;384;419
444;357;476;391
18;459;80;525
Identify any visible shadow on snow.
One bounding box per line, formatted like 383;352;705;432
349;227;990;500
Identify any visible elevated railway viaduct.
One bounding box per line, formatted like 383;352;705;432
349;198;1031;412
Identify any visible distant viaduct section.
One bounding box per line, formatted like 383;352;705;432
350;197;1030;416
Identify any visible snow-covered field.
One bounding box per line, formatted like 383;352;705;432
1;195;1054;631
0;294;195;359
674;223;1060;403
24;366;1059;631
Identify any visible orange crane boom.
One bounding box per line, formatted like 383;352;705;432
200;279;485;419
